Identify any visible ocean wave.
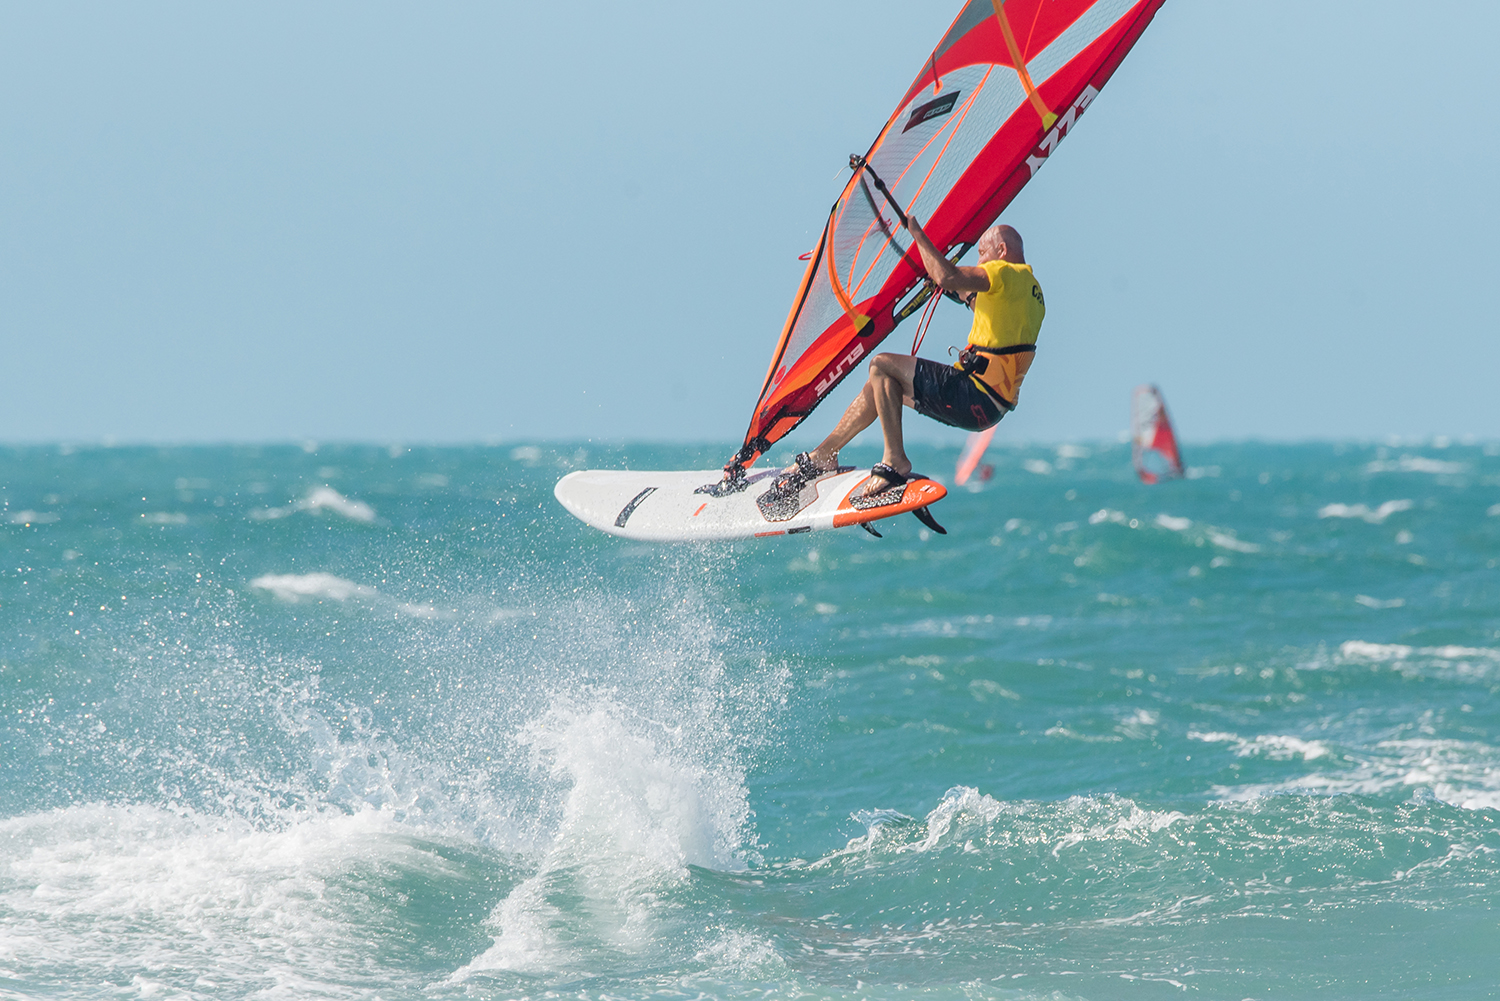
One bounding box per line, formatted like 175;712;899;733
0;803;501;999
1338;640;1500;671
6;509;60;525
819;788;1187;866
250;486;376;523
455;697;752;979
1318;499;1413;523
1209;737;1500;813
249;572;443;618
1365;455;1468;475
1189;729;1330;761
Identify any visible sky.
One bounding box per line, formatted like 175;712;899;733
3;1;1498;446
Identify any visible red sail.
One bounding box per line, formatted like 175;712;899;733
1132;384;1184;484
730;0;1168;470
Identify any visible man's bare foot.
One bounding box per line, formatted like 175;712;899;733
779;451;834;477
859;461;911;498
769;452;835;497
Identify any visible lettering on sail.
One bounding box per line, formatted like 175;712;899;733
815;342;866;396
1025;85;1099;176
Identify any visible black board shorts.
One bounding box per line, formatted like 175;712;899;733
910;358;1006;432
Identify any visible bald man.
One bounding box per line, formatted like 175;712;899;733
772;216;1045;500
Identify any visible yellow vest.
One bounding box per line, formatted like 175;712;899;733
960;260;1045;409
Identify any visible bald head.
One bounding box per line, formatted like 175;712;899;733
977;224;1025;264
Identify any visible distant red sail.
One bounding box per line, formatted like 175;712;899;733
1132;384;1184;484
955;425;998;486
728;0;1169;471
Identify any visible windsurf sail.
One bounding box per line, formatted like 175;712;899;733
1131;384;1184;483
721;0;1168;478
954;426;998;485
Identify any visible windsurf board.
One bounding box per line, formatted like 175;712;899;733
554;466;946;542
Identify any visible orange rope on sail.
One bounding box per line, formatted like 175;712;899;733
991;0;1057;130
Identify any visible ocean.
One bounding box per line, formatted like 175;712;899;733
2;439;1498;1000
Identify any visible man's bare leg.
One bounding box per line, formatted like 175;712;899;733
786;354;918;488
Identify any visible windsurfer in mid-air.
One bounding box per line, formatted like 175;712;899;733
772;216;1045;499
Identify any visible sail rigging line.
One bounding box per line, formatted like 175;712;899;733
893;242;975;324
910;283;942;355
992;0;1057;129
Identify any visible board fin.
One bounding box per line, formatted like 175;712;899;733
912;506;948;534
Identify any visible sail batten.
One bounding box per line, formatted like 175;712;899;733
730;0;1167;470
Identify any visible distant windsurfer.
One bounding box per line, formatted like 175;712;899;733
773;217;1044;498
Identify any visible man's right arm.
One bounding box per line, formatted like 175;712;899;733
906;215;991;295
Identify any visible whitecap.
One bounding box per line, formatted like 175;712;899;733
248;572;444;618
7;509;60;525
1365;455;1467;474
1355;595;1405;609
1189;729;1329;761
454;698;750;979
1318;499;1412;523
250;486;376;523
1338;641;1500;663
1207;530;1260;553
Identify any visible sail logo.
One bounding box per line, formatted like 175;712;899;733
1025;85;1099;176
904;91;961;133
815;342;865;396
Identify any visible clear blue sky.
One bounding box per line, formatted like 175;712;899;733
3;1;1497;446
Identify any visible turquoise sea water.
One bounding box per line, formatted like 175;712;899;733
3;440;1499;1000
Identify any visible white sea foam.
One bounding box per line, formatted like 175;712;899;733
0;803;460;997
1089;508;1126;525
510;446;542;463
1354;595;1405;609
1338;640;1500;663
1049;798;1187;857
1211;738;1500;813
6;509;59;525
1154;513;1191;532
1365;455;1467;475
1189;729;1330;761
1023;458;1053;475
250;486;376;523
1207;530;1259;553
249;572;442;618
1318;499;1413;523
455;698;750;978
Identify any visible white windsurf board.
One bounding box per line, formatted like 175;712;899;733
554;466;947;542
